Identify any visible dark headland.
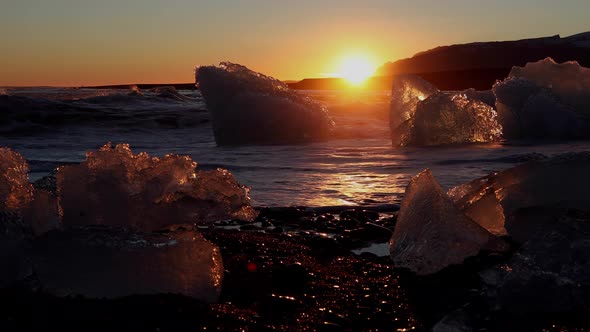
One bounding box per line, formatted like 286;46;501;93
88;32;590;92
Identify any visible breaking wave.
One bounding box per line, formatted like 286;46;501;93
0;87;209;135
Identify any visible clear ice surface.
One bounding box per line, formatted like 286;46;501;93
0;147;58;235
32;226;223;302
493;58;588;138
509;57;590;115
389;75;503;146
195;62;335;145
448;152;590;242
390;170;494;275
0;147;33;212
58;143;257;231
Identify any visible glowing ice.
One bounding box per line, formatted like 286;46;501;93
390;170;494;275
0;148;59;235
389;75;438;146
448;152;590;242
196;62;335;145
390;75;502;146
0;147;33;212
57;143;257;231
32;226;223;302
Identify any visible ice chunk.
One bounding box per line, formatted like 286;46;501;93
493;58;590;139
389;75;438;145
494;76;582;138
0;147;33;212
389;75;503;146
195;62;335;145
509;57;590;114
32;226;223;302
0;147;59;235
408;93;503;146
390;170;494;275
57;143;257;231
448;152;590;243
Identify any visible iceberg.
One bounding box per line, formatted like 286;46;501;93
509;57;590;113
390;170;496;275
389;75;502;146
58;143;257;231
32;226;223;302
493;58;589;139
195;62;335;145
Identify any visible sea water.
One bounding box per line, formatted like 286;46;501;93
2;87;590;207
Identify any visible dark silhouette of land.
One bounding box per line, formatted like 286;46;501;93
88;32;590;92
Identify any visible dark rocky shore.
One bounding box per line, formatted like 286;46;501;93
2;205;590;331
3;149;590;331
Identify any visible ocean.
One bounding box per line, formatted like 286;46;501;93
2;86;590;207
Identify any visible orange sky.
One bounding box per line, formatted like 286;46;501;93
1;0;589;86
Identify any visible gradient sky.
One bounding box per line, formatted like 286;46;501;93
1;0;589;86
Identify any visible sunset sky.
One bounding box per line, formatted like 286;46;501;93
1;0;589;86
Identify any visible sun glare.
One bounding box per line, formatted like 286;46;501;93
337;56;376;85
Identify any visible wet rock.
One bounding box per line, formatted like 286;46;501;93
339;209;379;223
31;225;223;302
256;206;308;224
271;262;309;292
432;309;474;332
239;224;260;231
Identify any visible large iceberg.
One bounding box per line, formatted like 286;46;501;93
58;143;257;231
493;58;589;139
195;62;335;145
390;170;497;275
32;226;223;302
389;76;503;146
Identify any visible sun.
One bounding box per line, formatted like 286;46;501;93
337;55;376;85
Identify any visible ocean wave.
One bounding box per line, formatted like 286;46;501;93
0;89;209;134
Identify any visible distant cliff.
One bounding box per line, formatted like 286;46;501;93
373;32;590;90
